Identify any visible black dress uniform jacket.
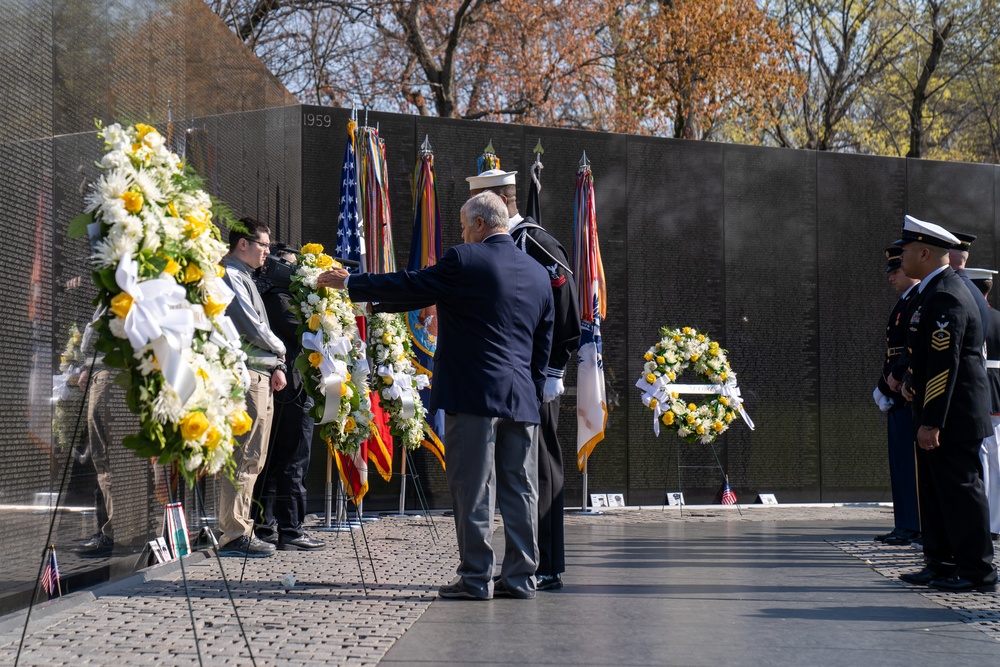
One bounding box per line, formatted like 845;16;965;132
879;285;918;407
510;217;581;376
907;266;992;441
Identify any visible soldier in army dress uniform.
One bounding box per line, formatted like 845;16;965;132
873;247;920;545
894;215;997;592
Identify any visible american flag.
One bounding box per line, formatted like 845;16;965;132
335;120;364;271
41;545;61;597
720;479;738;505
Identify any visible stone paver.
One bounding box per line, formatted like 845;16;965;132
4;504;1000;665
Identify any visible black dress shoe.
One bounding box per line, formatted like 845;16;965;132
885;529;921;546
928;575;998;592
255;530;278;545
900;565;955;585
438;580;489;600
875;528;902;543
278;535;326;551
536;573;563;591
76;535;113;557
492;579;535;599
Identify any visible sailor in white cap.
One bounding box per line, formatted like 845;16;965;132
895;215;997;591
466;158;581;593
967;268;1000;541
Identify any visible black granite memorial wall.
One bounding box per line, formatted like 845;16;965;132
297;106;1000;510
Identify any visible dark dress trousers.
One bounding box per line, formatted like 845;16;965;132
348;233;555;596
906;266;995;580
511;218;581;577
878;286;919;533
254;284;315;541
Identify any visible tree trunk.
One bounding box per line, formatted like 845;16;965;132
908;6;952;158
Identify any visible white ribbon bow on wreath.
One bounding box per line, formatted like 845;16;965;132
302;331;352;424
115;255;197;406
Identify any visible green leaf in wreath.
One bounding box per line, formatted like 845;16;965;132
122;433;163;457
103;348;128;370
97;268;119;293
68;212;94;238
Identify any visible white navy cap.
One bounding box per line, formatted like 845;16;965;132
466;169;517;191
893;214;961;249
965;268;998;281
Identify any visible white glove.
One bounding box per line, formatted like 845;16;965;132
543;376;565;403
872;387;893;412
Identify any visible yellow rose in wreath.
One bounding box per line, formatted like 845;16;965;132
230;410;253;436
301;243;324;255
179;411;210;441
110;292;134;319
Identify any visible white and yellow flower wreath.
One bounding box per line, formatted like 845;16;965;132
635;326;754;444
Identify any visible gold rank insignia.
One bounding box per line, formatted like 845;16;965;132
931;320;951;351
924;369;949;405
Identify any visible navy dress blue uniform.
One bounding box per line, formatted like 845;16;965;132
347;233;554;598
510;216;581;581
905;266;995;582
878;278;920;536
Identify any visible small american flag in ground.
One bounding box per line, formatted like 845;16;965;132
720;480;738;505
41;545;60;596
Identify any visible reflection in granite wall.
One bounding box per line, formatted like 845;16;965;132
1;0;297;615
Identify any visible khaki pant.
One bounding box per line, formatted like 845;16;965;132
88;370;115;539
218;370;273;544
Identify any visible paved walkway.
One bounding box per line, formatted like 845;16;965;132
2;505;1000;666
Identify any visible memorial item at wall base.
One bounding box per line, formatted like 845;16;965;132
635;326;754;442
68;122;251;484
163;501;190;558
289;242;372;455
574;158;608;470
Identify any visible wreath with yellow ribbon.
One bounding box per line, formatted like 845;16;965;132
635;326;754;443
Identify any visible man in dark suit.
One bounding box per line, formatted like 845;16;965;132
873;247;920;545
467;167;581;592
318;191;555;600
895;215;996;592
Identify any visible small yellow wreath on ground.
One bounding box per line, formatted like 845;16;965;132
638;326;740;444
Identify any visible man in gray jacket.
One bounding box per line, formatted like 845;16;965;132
218;217;287;557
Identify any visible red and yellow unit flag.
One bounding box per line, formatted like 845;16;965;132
573;159;608;470
407;139;445;468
